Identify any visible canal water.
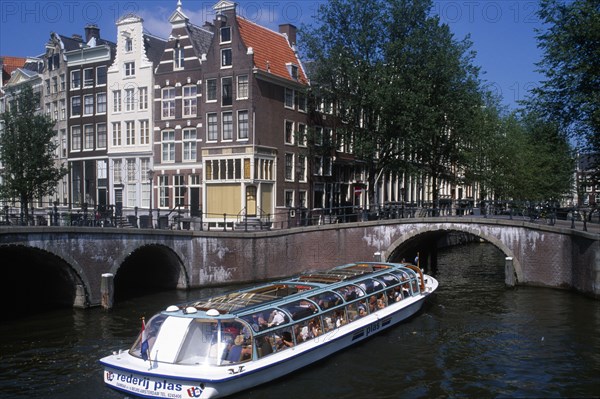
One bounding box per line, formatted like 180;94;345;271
1;243;598;398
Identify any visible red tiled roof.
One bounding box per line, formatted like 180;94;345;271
1;56;27;75
236;17;308;85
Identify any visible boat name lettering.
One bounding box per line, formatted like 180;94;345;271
107;370;186;395
365;321;381;336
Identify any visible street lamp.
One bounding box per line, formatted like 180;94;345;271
147;169;154;229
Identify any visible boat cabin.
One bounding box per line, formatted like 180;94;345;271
129;263;423;367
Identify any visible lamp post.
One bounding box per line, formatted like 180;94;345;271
147;169;154;229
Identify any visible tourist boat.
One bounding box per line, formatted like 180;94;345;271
100;261;438;398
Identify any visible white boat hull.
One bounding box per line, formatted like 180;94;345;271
101;278;436;399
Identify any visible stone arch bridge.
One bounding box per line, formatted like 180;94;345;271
0;218;598;311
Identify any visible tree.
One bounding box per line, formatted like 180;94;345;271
529;0;600;153
301;0;487;208
0;84;67;224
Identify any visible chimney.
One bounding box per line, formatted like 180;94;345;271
85;24;100;42
279;24;297;47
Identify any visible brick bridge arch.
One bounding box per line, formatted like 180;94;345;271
382;224;523;282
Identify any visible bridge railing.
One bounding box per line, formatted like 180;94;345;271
1;200;597;233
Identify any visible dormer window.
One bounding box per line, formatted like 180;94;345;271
221;48;232;68
125;38;133;52
286;63;299;80
220;26;231;43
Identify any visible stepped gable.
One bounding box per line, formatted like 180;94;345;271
236;17;308;85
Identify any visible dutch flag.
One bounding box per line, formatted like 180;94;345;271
141;317;149;361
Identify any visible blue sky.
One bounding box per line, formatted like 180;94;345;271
0;1;545;110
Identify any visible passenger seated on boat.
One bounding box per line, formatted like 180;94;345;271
276;331;294;350
225;335;244;362
377;294;387;309
358;302;368;317
268;310;286;327
310;318;322;337
368;296;377;313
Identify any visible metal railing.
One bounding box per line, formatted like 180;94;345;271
1;200;597;233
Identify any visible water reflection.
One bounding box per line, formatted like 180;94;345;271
0;243;598;399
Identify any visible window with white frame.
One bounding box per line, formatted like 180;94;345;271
284;120;294;144
183;128;196;161
220;26;231;43
125;87;135;111
284;88;294;108
162;130;175;162
83;95;94;115
96;92;106;114
127;158;136;181
298;91;307;112
84;124;94;149
124;62;135;77
113;90;121;112
174;43;184;69
139;119;149;145
314;156;323;175
174;175;185;206
125;37;133;52
298;155;306;182
60;99;66;120
113;159;122;183
298;123;306;146
52;77;58;93
207;113;217;141
298;190;307;207
127;182;136;207
60;74;66;91
324;156;332;176
238;110;248;139
221;48;232;68
112;122;122;146
159;175;169;207
96;66;107;86
222;77;232;106
97;123;107;149
71;96;81;116
138;87;148;110
83;68;94;87
71;125;81;151
285;153;294;181
71;70;81;89
222;111;233;140
162;87;175;118
285;190;294;207
126;121;135;145
314;126;323;146
237;75;248;99
183;85;197;116
206;79;217;102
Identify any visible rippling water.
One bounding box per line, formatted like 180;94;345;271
1;243;598;398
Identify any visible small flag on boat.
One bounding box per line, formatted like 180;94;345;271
141;317;149;361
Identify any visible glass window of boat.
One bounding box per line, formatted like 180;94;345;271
255;326;294;358
346;299;368;321
334;284;366;301
240;310;272;332
308;291;343;310
129;313;168;359
279;299;318;321
322;308;347;332
377;273;399;287
294;316;323;343
175;320;251;366
355;278;384;295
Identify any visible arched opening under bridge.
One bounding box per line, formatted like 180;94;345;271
114;244;187;302
0;245;86;320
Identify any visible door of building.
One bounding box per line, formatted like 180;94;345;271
246;186;257;217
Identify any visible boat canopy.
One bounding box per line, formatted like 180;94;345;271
129;262;424;367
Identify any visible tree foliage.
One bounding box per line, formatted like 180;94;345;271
0;84;67;223
529;0;600;153
301;0;486;206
